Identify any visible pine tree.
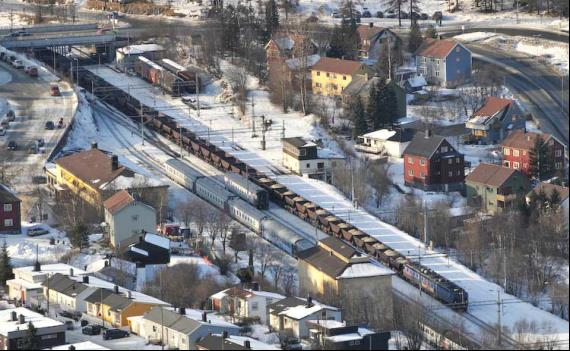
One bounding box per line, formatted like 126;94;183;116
529;136;549;180
365;84;378;130
549;188;561;209
265;0;279;38
0;240;13;286
328;16;359;59
425;24;438;39
69;223;89;249
408;20;423;53
352;98;368;138
23;322;39;350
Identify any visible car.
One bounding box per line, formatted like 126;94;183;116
1;119;9;127
82;325;102;336
45;121;55;130
25;66;38;77
401;11;409;19
12;59;24;69
27;227;49;236
7;141;17;151
64;320;74;330
376;11;384;18
103;328;129;340
50;84;60;96
362;10;371;18
331;11;341;18
411;11;421;20
6;110;15;122
386;11;397;19
420;13;429;20
28;143;38;154
433;11;443;21
0;127;5;136
36;138;45;147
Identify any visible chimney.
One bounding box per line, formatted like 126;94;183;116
244;340;251;349
69;268;74;277
91;142;98;150
139;235;144;243
425;128;432;138
11;311;17;321
222;331;229;339
83;275;89;284
18;314;25;325
179;307;186;315
111;155;119;171
202;311;207;322
114;285;119;294
33;261;41;272
369;22;373;28
306;295;313;308
252;282;260;291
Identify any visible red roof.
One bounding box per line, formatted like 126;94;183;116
528;182;569;203
312;57;364;76
466;163;522;188
501;130;553;150
472;96;513;118
103;190;134;214
417;39;459;58
357;24;384;40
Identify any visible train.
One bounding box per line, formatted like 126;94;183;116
134;56;185;96
158;58;200;93
79;64;470;312
163;158;312;256
223;172;269;210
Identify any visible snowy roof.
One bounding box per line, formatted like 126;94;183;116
161;58;186;71
325;328;375;343
130;246;149;256
0;308;64;335
14;263;87;277
118;44;165;55
144;233;170;250
5;278;42;290
285;54;321;70
306;320;346;328
361;129;397;141
138;56;164;71
51;342;110;350
0;183;19;203
202;334;280;350
406;75;427;88
274;37;295;51
100;173;164;191
337;262;394;279
317;148;344;160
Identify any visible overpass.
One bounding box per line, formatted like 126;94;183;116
0;23;99;36
1;33;120;49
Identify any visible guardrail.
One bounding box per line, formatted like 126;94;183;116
0;23;99;35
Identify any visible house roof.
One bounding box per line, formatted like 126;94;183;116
84;288;113;304
527;182;569;203
297;246;350;278
501;130;553;150
357;24;384;40
318;236;358;261
42;273;88;297
0;307;64;335
361;128;416;143
465;163;521;188
54;148;133;192
468;96;514;126
312;57;364;76
144;307;238;333
285;54;321;70
417;38;460;58
276;299;339;321
102;293;134;312
197;335;279;350
406;75;428;88
0;184;20;203
282;137;317;149
103;190;135;214
403;132;450;158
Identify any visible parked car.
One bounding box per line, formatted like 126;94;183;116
433;11;443;21
45;121;55;130
362;10;371;18
6;110;15;122
36;138;45;147
25;66;38;77
7;141;17;151
331;11;341;18
401;11;409;19
12;59;24;69
64;320;74;330
82;325;102;336
386;11;397;18
376;11;384;18
1;119;9;127
0;127;5;136
50;84;60;96
103;329;129;340
27;228;49;237
420;13;429;20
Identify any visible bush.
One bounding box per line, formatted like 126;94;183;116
236;268;253;283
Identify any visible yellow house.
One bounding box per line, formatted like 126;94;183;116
311;57;371;97
85;288;168;328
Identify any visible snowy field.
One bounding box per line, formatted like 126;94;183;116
0;11;28;29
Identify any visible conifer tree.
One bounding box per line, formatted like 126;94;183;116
352;98;368;138
0;240;13;286
408;20;423;53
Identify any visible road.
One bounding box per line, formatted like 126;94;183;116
0;60;76;193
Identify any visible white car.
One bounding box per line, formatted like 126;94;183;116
12;59;24;69
0;127;5;136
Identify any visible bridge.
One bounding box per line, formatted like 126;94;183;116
0;23;99;36
1;33;120;49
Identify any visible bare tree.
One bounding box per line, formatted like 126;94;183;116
368;162;392;208
253;237;274;278
177;199;193;228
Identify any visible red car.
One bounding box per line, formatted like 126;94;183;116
50;84;60;96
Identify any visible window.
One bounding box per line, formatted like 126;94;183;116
408;169;414;176
456;57;460;62
420;172;425;178
315;83;321;88
522;150;527;156
420;159;425;166
457;170;462;176
343;75;347;80
513;149;520;157
306;163;311;168
317;162;324;169
504;148;510;155
435;70;440;77
251;302;259;311
523;163;528;169
3;203;12;212
440;146;448;153
448;159;453;165
555;162;563;170
326;73;330;77
503;161;510;167
549;139;554;146
456;157;461;164
408;157;414;164
153;326;157;332
448;171;453;177
317;71;320;76
4;219;13;227
513;162;520;169
555;149;563;157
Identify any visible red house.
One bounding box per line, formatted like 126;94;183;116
501;130;565;178
403;131;465;192
0;184;21;234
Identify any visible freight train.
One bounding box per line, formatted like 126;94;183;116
163;158;312;255
133;56;186;96
80;66;469;312
158;58;200;94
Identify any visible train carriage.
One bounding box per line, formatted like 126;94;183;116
363;236;379;254
164;158;203;191
195;177;234;210
223;172;269;210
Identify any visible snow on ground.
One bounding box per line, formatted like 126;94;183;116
169;255;240;285
0;11;28;28
0;67;12;86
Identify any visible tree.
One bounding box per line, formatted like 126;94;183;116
177;199;193;229
375;39;402;80
529;136;549;180
425;24;438;39
68;223;89;249
0;240;14;286
23;322;39;350
408;20;423;53
265;0;280;38
384;0;406;27
327;9;359;59
351;98;368;138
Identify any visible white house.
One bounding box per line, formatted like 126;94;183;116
267;296;341;339
357;128;416;158
282;137;344;182
0;307;67;350
209;287;285;324
103;190;157;249
526;182;569;226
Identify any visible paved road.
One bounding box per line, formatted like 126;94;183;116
0;61;76;192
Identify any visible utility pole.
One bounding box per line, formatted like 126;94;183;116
261;115;266;150
179;125;183;159
423;197;428;247
418;244;422;296
281;120;285;139
497;289;502;346
140;101;144;145
196;73;201;118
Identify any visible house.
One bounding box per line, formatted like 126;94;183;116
403;75;428;93
501;130;566;179
84;286;168;328
311;57;373;97
46;143;168;213
209;287;285;324
403;131;465;192
0;183;21;234
267;296;341;339
265;33;318;66
0;307;67;350
465;163;531;214
50;341;109;350
466;96;525;144
103;190;158;249
356;23;399;61
116;44;166;71
196;334;279;350
342;76;407;120
357;127;416;157
415;38;472;88
297;237;394;331
306;320;391;350
282;137;344;182
130;307;240;350
42;273;90;312
526;182;569;225
6;263;87;307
